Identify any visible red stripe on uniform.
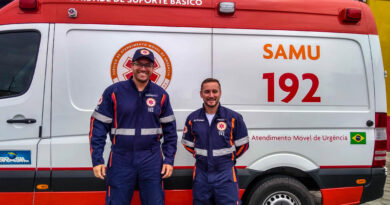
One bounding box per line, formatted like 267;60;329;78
230;118;235;161
111;93;118;128
160;94;166;112
109;152;113;168
111;93;118;146
232;167;237;182
236;144;248;157
88;117;95;156
183;145;195;154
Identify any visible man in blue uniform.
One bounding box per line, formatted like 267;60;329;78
89;48;177;205
182;78;249;205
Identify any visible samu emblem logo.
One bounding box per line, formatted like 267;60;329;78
217;122;227;136
111;41;172;89
146;98;156;112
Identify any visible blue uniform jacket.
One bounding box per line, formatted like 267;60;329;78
182;105;249;171
89;78;177;167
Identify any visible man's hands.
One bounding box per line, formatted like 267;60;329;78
94;164;172;179
93;164;106;180
161;164;173;179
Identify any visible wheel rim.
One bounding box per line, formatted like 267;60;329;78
262;191;301;205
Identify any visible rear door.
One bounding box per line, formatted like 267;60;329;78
0;24;49;204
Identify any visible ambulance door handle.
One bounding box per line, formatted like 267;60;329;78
7;118;36;124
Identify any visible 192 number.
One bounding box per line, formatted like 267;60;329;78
263;73;321;103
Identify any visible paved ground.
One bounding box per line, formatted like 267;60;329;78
362;153;390;205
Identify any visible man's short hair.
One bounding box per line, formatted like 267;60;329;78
201;78;221;91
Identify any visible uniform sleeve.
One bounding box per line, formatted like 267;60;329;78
181;116;195;156
234;114;249;158
160;93;178;165
89;87;114;167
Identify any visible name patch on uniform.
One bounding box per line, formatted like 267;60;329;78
0;151;31;165
146;98;156;112
217;122;227;136
145;94;158;97
194;119;205;122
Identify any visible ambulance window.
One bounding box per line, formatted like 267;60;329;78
0;31;40;98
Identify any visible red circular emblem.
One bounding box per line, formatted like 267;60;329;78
183;125;188;134
111;41;172;89
140;49;150;55
217;122;227;131
146;98;156;107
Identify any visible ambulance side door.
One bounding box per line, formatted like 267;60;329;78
0;24;49;203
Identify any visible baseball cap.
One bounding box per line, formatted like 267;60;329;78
132;48;154;63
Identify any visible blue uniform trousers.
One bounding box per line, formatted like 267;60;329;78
105;148;164;205
193;166;241;205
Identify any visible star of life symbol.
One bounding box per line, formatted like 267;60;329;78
217;122;226;136
111;41;172;90
146;98;156;112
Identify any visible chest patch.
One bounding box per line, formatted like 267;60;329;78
146;98;156;112
217;122;227;131
146;98;156;107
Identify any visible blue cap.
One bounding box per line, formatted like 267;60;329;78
132;48;154;63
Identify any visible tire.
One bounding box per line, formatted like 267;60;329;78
247;175;315;205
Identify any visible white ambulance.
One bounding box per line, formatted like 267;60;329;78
0;0;387;204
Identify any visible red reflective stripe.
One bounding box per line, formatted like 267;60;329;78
111;93;118;147
236;144;247;156
0;193;33;205
230;118;235;161
52;167;93;171
230;118;235;146
192;166;196;180
232;166;237;182
108;186;111;197
34;191;106;205
35;166;246;170
188;120;196;142
111;93;118;128
321;186;363;205
109;151;113;168
161;94;166;109
0;168;36;171
89;117;95;156
183;145;195;154
320;165;372;169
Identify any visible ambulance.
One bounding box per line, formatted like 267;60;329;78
0;0;387;204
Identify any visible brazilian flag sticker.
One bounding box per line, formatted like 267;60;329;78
350;132;366;145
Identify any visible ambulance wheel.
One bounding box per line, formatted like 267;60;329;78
247;175;315;205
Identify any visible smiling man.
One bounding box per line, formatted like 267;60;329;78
89;48;177;205
182;78;249;205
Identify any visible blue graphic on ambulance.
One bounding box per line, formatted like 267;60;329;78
0;151;31;165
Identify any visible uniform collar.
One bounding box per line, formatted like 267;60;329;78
129;76;151;93
200;103;225;119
